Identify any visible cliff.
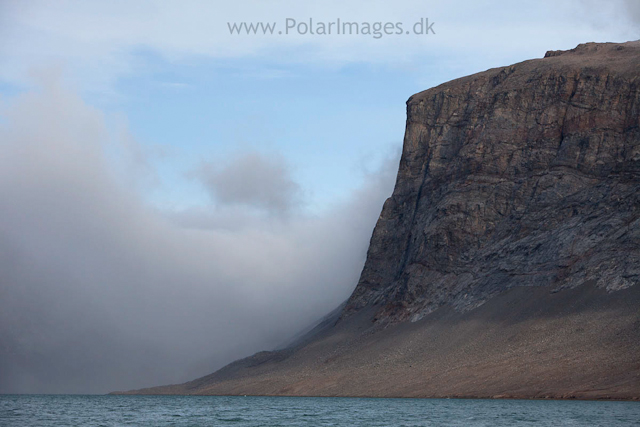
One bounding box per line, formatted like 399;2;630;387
114;41;640;399
345;40;640;322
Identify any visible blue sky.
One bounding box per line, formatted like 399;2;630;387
0;0;638;393
114;55;415;211
2;0;637;215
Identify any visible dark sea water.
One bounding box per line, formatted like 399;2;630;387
1;394;638;426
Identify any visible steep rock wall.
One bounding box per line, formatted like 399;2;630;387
346;42;640;322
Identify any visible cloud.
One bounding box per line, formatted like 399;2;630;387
577;0;640;32
623;0;640;25
197;153;301;216
2;0;633;397
0;77;398;393
1;0;637;94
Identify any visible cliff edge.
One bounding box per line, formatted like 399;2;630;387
114;42;640;399
346;40;640;323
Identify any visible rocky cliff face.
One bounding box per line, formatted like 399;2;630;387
116;42;640;399
345;41;640;323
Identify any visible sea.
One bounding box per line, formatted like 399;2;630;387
1;394;638;426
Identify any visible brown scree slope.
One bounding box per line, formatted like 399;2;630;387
114;41;640;399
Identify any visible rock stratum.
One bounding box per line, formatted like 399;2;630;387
115;42;640;400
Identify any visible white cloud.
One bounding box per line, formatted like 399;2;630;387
0;77;398;393
196;152;301;216
621;0;640;24
1;0;636;94
0;0;635;395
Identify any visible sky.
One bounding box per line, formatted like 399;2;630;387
0;0;638;394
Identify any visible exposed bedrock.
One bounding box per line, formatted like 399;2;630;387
345;41;640;323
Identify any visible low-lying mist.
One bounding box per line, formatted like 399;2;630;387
0;77;398;394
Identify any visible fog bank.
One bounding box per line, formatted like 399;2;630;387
0;79;398;394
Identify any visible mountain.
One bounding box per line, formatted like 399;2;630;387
114;41;640;400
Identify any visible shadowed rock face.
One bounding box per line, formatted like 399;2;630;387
114;42;640;399
345;41;640;323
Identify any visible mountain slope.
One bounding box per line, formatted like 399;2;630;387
114;41;640;399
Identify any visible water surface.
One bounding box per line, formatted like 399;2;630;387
1;394;638;426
